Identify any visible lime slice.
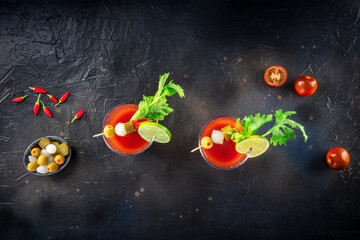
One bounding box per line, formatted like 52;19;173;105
235;136;270;158
138;122;171;143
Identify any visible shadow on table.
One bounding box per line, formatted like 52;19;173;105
0;208;35;239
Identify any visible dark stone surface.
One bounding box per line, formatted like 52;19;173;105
0;0;359;239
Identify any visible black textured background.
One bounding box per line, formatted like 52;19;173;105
0;0;360;239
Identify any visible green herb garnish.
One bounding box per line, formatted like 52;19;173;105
130;73;185;121
262;110;308;146
231;110;308;146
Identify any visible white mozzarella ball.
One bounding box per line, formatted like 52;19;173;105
41;149;51;158
46;144;57;154
28;156;37;162
115;123;127;137
37;165;48;174
211;130;224;144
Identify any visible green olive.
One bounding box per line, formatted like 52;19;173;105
201;137;213;149
55;155;65;165
37;154;48;165
27;162;39;172
103;125;115;138
31;148;41;157
47;163;59;173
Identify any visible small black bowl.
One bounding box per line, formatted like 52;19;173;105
23;136;72;176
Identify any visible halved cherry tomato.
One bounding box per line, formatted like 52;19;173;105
264;65;288;87
295;76;317;96
326;148;350;170
133;119;151;129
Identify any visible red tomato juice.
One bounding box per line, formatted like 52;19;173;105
200;117;246;169
103;104;150;155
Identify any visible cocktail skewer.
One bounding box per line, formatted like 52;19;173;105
15;171;30;181
93;133;104;138
191;145;252;156
191;146;201;152
93;119;157;139
191;136;214;153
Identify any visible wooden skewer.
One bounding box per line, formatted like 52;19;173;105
93;119;159;138
191;146;201;153
15;171;30;182
93;132;104;138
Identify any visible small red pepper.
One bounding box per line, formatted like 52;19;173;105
71;109;84;123
40;100;52;118
47;94;58;103
33;94;41;116
12;95;28;102
54;92;69;107
29;87;47;94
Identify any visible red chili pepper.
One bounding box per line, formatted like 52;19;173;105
71;109;84;123
40;100;52;118
12;95;28;103
54;92;69;107
47;94;58;103
29;87;47;94
33;94;41;116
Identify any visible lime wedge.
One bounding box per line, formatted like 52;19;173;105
235;136;270;158
138;122;171;143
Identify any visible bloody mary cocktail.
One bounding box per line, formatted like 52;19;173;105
199;116;249;170
193;111;308;169
95;73;184;155
103;104;152;155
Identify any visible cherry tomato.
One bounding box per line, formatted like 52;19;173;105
295;76;317;96
264;65;288;87
326;148;350;170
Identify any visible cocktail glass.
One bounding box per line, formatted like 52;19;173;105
198;116;251;170
102;104;153;156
